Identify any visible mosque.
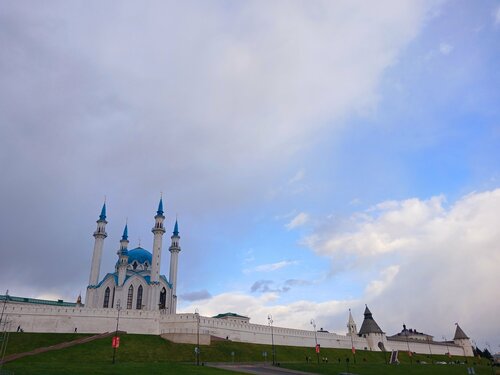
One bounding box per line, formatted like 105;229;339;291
0;199;474;358
85;198;180;314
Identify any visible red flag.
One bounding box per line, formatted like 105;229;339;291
352;346;356;354
315;344;320;353
112;336;120;348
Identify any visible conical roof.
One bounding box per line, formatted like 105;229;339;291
453;324;469;340
358;305;384;335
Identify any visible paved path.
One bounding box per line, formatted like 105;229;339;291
0;331;117;364
209;363;317;375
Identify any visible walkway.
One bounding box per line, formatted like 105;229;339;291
209;363;318;375
0;331;116;364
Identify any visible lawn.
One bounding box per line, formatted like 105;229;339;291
283;362;499;375
1;332;497;375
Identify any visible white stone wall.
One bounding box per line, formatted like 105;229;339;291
1;305;472;357
387;339;467;356
3;304;160;335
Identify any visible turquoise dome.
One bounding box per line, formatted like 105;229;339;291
127;247;152;265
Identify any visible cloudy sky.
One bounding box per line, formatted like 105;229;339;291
1;0;499;350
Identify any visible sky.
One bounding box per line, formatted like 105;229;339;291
1;0;499;351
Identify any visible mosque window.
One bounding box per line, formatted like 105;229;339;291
144;262;148;270
103;287;110;308
133;261;138;270
159;287;166;309
127;285;134;309
136;285;143;309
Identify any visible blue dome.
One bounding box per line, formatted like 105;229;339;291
127;247;152;265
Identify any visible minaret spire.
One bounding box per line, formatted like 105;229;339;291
117;222;129;286
347;308;358;335
149;196;166;310
169;218;181;314
86;201;108;308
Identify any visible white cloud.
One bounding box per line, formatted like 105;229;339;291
364;265;400;296
305;189;500;345
246;260;299;273
286;212;310;230
288;169;305;184
494;5;500;25
180;291;358;332
439;42;454;55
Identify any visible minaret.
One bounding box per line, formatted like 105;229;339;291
86;203;108;308
169;219;181;314
117;224;129;286
149;197;166;309
347;308;358;335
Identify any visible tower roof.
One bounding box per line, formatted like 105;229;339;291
99;203;106;221
173;219;179;236
348;309;356;325
358;305;384;335
121;224;128;241
157;197;164;216
453;323;469;340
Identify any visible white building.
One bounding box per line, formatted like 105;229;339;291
85;198;180;313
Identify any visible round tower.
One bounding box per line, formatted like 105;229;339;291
117;223;129;287
169;219;181;314
86;203;108;308
149;197;166;309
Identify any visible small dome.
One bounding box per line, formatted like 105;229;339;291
127;247;152;266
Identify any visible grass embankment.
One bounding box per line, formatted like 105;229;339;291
2;332;497;375
3;332;92;356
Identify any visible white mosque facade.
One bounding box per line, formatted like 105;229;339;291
85;199;180;314
0;199;474;358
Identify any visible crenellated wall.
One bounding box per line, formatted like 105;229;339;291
1;304;472;357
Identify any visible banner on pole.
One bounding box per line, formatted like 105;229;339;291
315;344;320;353
112;336;120;348
352;346;356;354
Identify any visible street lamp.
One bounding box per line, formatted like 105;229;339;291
112;300;121;364
404;324;412;364
442;336;451;359
268;314;275;366
310;319;319;364
426;335;433;364
195;309;200;366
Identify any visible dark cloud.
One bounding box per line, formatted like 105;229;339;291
179;290;212;302
250;280;292;294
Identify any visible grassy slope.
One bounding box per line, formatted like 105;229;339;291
2;333;497;375
3;333;92;356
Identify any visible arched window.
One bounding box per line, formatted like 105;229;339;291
159;287;166;309
133;261;138;270
103;287;110;308
127;285;134;309
136;285;143;310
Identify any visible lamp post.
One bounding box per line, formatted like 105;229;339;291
112;300;121;364
404;324;412;364
310;319;319;364
442;336;451;360
426;335;433;364
268;314;275;366
195;309;200;366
